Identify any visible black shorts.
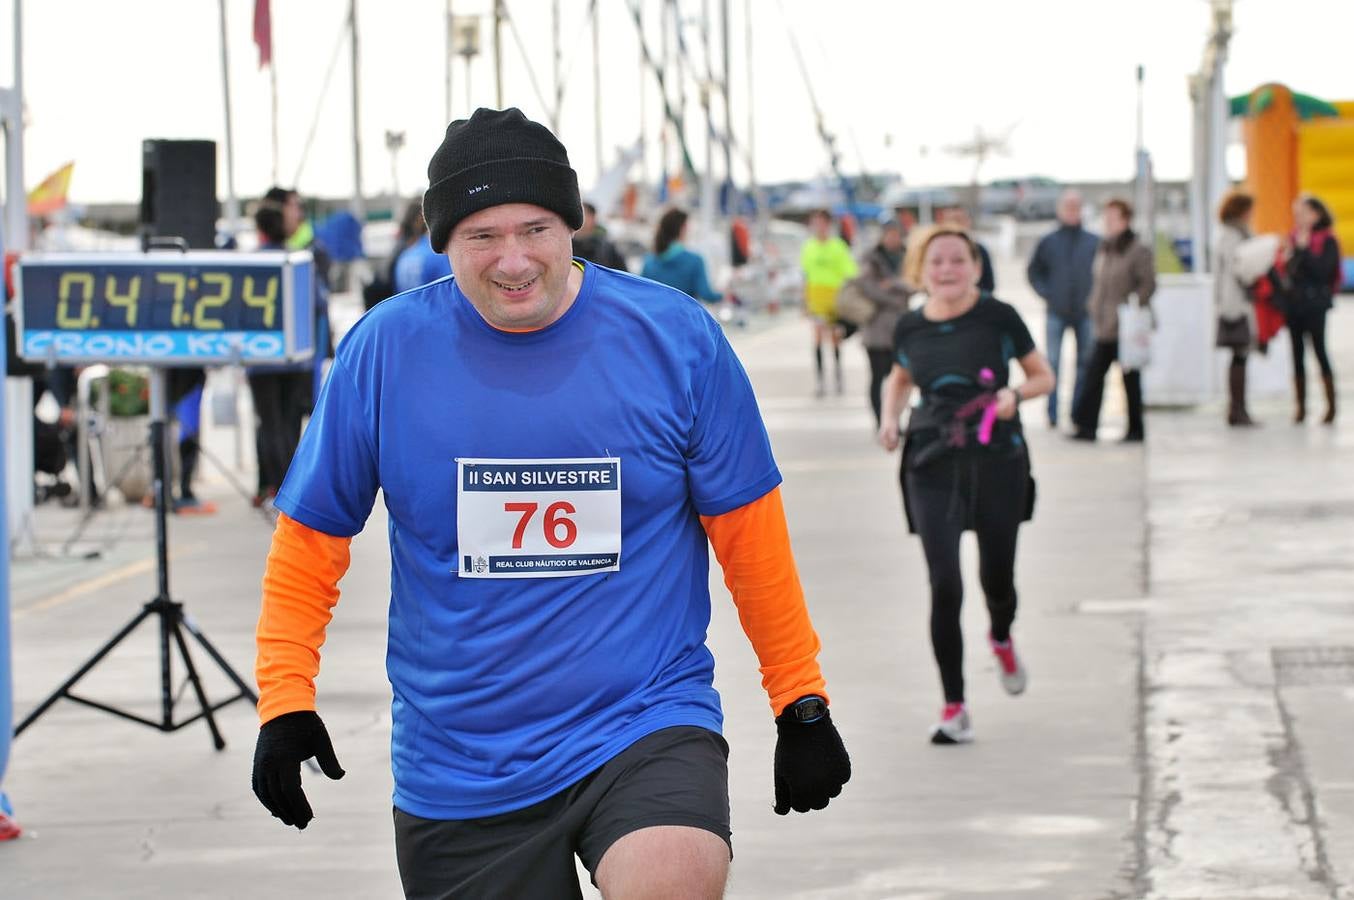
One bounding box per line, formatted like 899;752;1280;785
393;726;731;900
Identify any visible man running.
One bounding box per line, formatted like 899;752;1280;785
251;107;850;900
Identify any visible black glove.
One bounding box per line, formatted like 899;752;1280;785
773;696;851;815
252;710;345;830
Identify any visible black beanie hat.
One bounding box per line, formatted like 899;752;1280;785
423;107;584;254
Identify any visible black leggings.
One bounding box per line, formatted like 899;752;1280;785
248;371;309;496
866;347;894;426
1074;340;1144;438
1288;305;1334;381
903;450;1028;704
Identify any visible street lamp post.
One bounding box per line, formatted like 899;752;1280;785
453;15;482;117
385;129;406;221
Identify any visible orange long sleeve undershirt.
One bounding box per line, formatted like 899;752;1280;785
255;487;826;724
700;486;828;716
255;512;352;724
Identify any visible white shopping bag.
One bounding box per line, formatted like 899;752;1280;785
1118;295;1153;372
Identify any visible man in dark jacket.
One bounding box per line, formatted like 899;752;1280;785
572;201;629;271
1026;190;1099;427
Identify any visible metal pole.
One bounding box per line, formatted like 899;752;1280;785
349;0;366;221
721;0;733;199
493;0;504;109
660;0;669;189
673;0;686;178
551;0;562;133
452;0;463;124
744;0;755;193
1207;17;1231;240
637;0;647;189
269;57;280;185
593;0;603;181
0;143;12;830
148;369;172;600
216;0;242;235
1189;73;1209;274
700;0;715;238
1135;64;1145;154
4;0;27;251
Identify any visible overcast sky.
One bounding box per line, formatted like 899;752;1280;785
4;0;1352;206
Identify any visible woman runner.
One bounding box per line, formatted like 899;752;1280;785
878;225;1054;744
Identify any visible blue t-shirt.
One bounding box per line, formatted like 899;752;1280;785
393;235;451;294
275;262;781;819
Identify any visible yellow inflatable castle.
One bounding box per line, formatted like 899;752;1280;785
1235;83;1354;288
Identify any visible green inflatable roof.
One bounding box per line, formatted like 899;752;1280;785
1230;87;1340;120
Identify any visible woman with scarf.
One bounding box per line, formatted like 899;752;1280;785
1214;191;1259;426
877;225;1054;745
1283;194;1341;424
858;221;913;426
1071;198;1157;442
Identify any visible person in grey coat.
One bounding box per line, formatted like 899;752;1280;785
858;221;913;426
1071;198;1157;443
1026;190;1099;426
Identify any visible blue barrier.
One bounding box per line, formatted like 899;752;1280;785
1;241;12;832
1;213;14;834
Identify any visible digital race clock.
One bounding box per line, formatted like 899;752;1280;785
16;250;316;365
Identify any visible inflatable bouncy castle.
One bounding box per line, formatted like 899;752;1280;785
1234;83;1354;289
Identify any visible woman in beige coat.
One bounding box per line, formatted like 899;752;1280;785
1214;192;1258;426
1071;198;1157;442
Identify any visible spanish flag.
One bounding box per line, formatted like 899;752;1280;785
27;162;74;216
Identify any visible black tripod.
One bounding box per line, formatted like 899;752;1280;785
16;368;257;748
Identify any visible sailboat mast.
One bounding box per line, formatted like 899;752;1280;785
593;0;603;181
216;0;241;233
349;0;365;220
551;0;562;133
721;0;733;199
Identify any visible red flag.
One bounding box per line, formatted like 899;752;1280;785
253;0;272;69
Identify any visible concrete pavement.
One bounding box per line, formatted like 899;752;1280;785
1;270;1350;898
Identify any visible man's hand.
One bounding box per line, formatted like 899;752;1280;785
252;710;345;830
773;696;851;815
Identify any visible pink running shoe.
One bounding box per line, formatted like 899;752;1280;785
930;702;973;745
0;811;21;841
990;634;1028;695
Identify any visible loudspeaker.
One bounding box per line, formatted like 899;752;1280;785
141;139;218;250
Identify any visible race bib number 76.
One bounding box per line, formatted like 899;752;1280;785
455;457;622;578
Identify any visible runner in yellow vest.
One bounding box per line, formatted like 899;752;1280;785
800;210;859;396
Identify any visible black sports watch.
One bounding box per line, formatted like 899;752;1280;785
782;695;828;724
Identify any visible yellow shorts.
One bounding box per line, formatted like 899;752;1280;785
805;283;840;321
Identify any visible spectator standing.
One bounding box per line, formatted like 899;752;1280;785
246;202;309;507
1213;191;1259;426
640;208;722;302
572;201;629;271
364;202;427;310
1071;198;1157;443
264;186;333;406
856;221;912;426
937;206;995;293
1026;190;1099;427
392;207;451;294
1283;194;1341;424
